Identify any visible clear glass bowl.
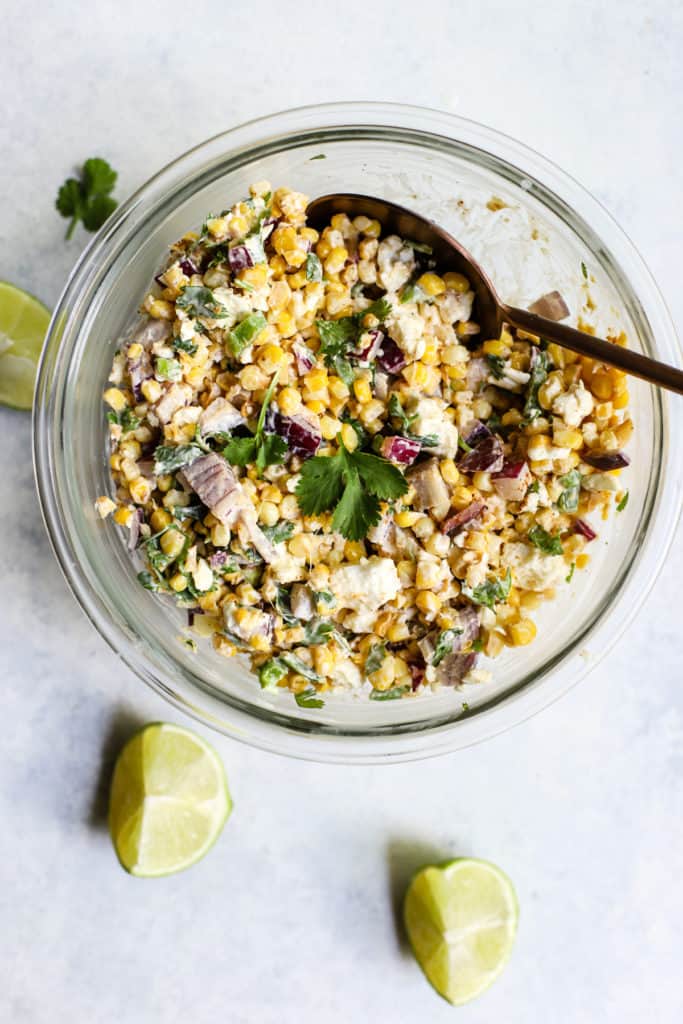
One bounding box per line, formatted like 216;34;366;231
34;103;682;763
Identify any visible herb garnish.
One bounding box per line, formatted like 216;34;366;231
305;253;323;282
462;569;512;609
566;562;576;583
107;408;140;433
523;348;550;421
177;286;229;320
387;394;438;448
528;524;564;555
173;336;198;356
365;643;387;675
616;491;629;512
222;372;287;474
295;438;408;541
153;444;203;476
557;469;581;513
431;628;464;667
56;157;118;240
275;585;299;626
316;298;392;383
581;261;588;280
261;521;295;544
304;618;334;645
485;354;507;380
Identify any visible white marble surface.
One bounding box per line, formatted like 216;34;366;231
2;2;682;1020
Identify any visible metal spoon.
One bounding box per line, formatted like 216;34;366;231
307;194;683;396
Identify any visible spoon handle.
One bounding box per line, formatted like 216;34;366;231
503;305;683;396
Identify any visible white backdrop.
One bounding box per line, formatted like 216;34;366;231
1;2;682;1021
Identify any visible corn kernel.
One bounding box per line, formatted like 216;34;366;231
402;362;429;388
257;344;286;374
412;515;435;540
140;379;162;404
239;365;268;392
320;415;342;441
340;423;359;451
591;371;613;401
344;540;366;563
211;523;230;547
324;246;348;276
359;399;384;426
416;590;442;618
363;219;381;239
160;529;185;559
353;377;372;404
146;298;174;320
280;495;299;520
258;501;279;527
443;272;470;293
128;477;151;504
113;506;133;527
169;573;188;593
451;486;474;511
369;655;396;691
276;386;301;416
482;338;510;358
395;510;420;528
417;272;446;297
288;534;312;560
507;619;537;646
305;399;326;415
519;591;543;612
576;553;590;569
439;459;460;486
103;388;126;413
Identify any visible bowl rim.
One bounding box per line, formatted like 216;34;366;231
33;101;683;763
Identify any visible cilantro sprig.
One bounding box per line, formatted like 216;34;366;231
222;371;286;474
295;438;408;541
462;569;512;609
316;297;392;384
528;524;564;555
56;157;118;240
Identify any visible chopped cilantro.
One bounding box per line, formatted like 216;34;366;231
309;154;327;161
523;348;550;421
107;408;140;433
261;521;295;544
222;371;286;474
557;469;581;513
176;286;228;320
280;652;322;682
153;444;203;476
304;618;334;645
365;643;387;676
173;336;198;356
566;562;576;583
432;628;463;667
462;569;512;609
581;261;588;280
485;354;507;380
305;253;323;282
616;491;629;512
528;524;564;555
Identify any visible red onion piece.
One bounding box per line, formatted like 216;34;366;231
442;500;487;534
209;550;231;569
377;337;407;373
462;420;493;446
582;450;630;471
179;257;198;277
491;461;532;501
458;435;504;473
353;329;383;364
380;435;421;465
574;518;597;541
228;245;254;273
293;342;316;375
266;410;322;458
410;663;425;691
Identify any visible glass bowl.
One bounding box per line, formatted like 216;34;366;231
34;103;682;763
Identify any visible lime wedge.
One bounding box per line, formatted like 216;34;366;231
403;857;518;1005
108;722;232;877
0;281;51;410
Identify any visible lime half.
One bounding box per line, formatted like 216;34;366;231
404;857;518;1005
0;281;51;410
108;722;232;877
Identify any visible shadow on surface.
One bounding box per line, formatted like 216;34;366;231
386;837;452;956
87;705;149;831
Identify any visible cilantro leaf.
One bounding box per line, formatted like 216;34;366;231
107;408;140;433
304;618;334;645
82;157;117;196
362;297;392;322
462;569;512;609
177;286;228;320
316;316;357;355
528;525;564;555
153;444;203;476
55;156;118;240
332;469;381;541
294;687;325;708
173;336;198;356
296;441;407;541
616;491;629;512
305;253;323;282
365;643;387;675
432;628;463;667
389;393;418;431
222;436;257;466
295;454;346;515
485;354;507;380
262;521;295;544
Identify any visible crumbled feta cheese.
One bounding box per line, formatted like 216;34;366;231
407;397;459;457
520;480;550;513
386;307;426;361
333;657;363;689
192;558;214;593
552;380;594;427
212;287;261;327
376;236;415;292
488;366;531;392
330;557;401;612
436;289;475;324
501;542;567;591
94;496;116;519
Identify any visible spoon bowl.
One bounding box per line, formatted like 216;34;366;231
307;193;683;395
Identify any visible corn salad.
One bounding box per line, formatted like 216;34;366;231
97;183;632;704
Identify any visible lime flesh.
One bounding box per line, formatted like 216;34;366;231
0;281;51;410
108;723;232;877
404;857;518;1005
